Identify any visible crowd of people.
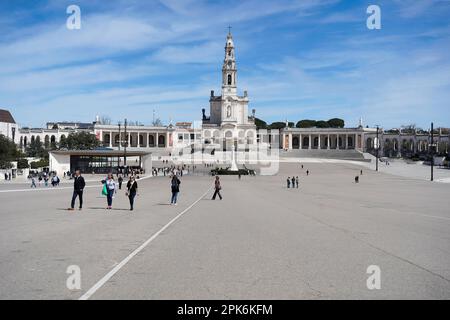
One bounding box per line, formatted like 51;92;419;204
287;176;299;189
152;164;197;177
29;171;60;188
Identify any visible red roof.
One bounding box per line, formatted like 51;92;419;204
0;109;15;124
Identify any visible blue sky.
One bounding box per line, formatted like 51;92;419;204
0;0;449;129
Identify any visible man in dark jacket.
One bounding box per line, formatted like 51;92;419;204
170;175;181;205
69;170;85;211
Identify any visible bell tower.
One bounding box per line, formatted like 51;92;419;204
222;29;237;97
207;29;254;129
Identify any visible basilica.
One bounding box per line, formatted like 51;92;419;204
2;32;449;165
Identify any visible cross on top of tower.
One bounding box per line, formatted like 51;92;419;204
228;25;232;34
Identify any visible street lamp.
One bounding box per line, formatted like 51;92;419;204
118;122;121;151
124;118;128;169
374;125;380;172
430;122;435;182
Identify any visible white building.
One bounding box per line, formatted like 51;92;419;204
0;109;19;143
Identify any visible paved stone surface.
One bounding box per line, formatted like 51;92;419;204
0;162;449;299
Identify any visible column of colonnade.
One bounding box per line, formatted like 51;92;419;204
281;133;358;150
103;131;170;149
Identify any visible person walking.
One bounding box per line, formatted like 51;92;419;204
295;176;299;188
30;177;37;188
212;176;222;200
126;176;138;211
306;170;310;176
69;170;85;211
170;174;181;205
51;175;57;187
118;174;123;190
287;177;291;188
105;173;116;210
291;176;295;188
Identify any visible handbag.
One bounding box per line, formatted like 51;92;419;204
101;184;108;196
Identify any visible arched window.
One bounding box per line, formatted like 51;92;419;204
314;137;319;148
347;136;353;148
366;138;373;150
148;134;155;147
104;134;110;146
292;137;299;149
302;136;309;148
227;74;232;85
158;135;165;147
50;135;57;149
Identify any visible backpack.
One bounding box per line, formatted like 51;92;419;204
171;178;180;192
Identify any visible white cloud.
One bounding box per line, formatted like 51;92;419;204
1;0;449;129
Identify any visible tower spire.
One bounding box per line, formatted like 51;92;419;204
222;30;237;96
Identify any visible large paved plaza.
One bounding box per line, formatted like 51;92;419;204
0;162;449;299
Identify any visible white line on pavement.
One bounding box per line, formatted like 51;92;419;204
78;185;212;300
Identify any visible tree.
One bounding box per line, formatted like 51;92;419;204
0;134;20;160
30;159;49;169
254;118;267;130
59;135;67;148
401;124;417;134
59;132;100;150
17;158;29;169
0;159;13;169
296;120;317;128
0;135;21;169
315;120;330;128
327;118;345;128
269;122;294;130
26;139;47;158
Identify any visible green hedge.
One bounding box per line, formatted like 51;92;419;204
30;159;49;169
